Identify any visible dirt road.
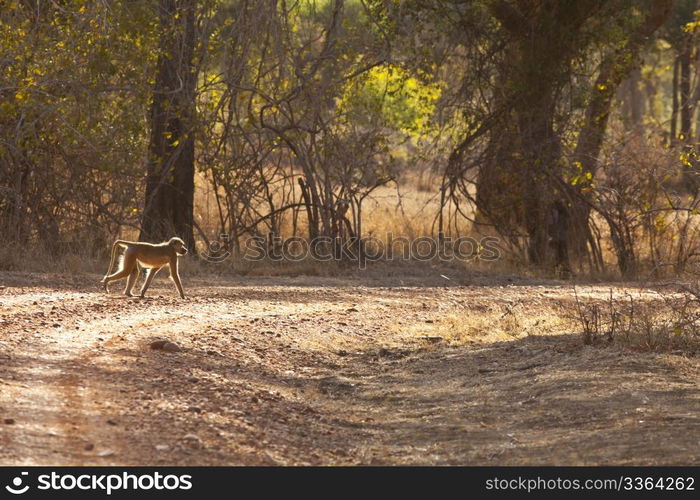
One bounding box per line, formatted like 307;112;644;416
0;270;698;465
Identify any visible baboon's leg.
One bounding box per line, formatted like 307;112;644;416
104;252;137;284
168;258;186;299
124;266;140;297
139;267;161;298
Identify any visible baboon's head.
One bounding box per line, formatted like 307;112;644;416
169;237;188;256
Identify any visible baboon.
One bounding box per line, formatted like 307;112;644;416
101;237;188;298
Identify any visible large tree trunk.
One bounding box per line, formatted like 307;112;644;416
515;87;563;266
476;83;569;272
476;0;599;273
140;0;197;251
475;47;524;243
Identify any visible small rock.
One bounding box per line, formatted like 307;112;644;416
84;443;95;451
150;340;181;352
182;434;202;448
186;376;199;383
155;444;170;451
3;418;15;425
337;350;348;357
97;450;115;457
162;342;181;352
346;307;359;313
106;419;118;426
187;406;202;413
478;368;498;374
317;376;356;395
149;339;168;349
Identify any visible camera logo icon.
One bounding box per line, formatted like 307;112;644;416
200;233;232;263
5;472;29;494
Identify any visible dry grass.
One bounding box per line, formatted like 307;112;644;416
394;302;574;346
0;242;104;275
572;288;700;352
194;169;470;242
384;284;700;354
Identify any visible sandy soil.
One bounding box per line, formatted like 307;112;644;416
0;270;698;465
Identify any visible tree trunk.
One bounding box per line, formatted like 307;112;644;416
671;56;680;143
630;68;644;127
140;0;197;251
694;46;700;141
680;35;693;141
570;0;673;275
477;2;581;272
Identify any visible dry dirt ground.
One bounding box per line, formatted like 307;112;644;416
0;269;698;465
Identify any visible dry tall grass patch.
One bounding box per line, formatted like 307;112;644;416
572;287;700;352
395;302;574;346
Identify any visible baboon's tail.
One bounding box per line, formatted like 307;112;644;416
105;240;129;278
